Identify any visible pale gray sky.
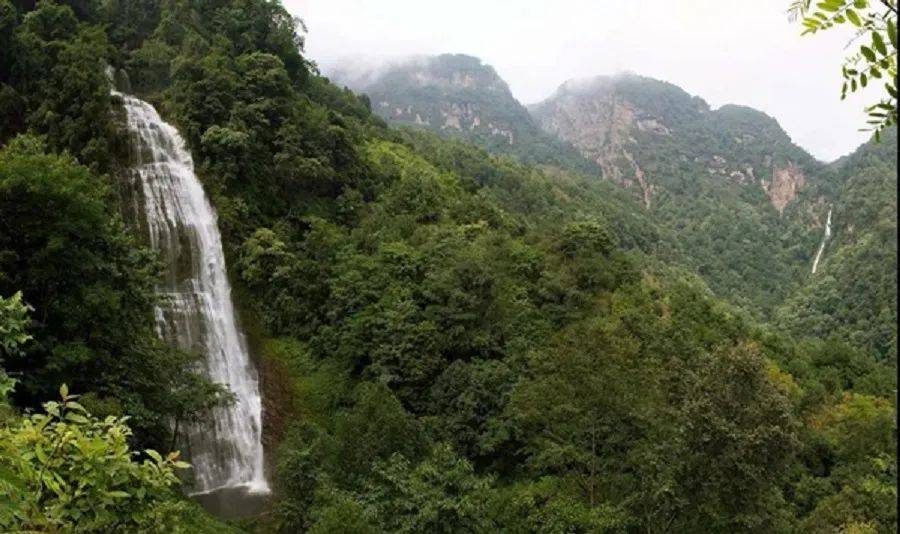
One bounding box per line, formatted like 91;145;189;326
284;0;881;162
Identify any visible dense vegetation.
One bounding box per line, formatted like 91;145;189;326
777;127;898;361
0;0;895;532
527;73;839;318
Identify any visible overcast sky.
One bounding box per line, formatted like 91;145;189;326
283;0;880;162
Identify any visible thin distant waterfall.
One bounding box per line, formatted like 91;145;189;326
811;208;833;275
110;74;269;495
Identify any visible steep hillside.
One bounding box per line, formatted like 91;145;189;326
529;74;826;207
330;54;598;173
335;63;896;355
776;127;898;360
529;73;838;314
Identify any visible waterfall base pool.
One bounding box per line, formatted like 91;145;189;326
192;485;271;519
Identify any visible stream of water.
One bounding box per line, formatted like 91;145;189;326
811;208;833;275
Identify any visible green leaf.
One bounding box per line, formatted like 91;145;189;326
872;31;887;56
817;1;841;11
886;83;897;98
105;490;130;499
870;67;881;78
59;383;68;400
65;413;88;424
860;73;868;87
888;21;897;49
65;401;88;413
846;9;861;26
860;45;876;62
853;0;867;8
145;449;163;463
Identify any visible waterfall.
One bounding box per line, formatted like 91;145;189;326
811;208;833;275
111;79;269;495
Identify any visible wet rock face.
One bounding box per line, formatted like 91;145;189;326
761;163;806;215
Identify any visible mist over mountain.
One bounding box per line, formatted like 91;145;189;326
328;54;599;173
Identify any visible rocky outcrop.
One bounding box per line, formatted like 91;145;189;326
335;54;532;148
637;118;670;135
761;163;805;215
528;76;672;208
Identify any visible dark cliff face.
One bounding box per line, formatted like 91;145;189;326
329;54;599;173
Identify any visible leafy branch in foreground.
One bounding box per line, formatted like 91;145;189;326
0;384;192;532
789;0;898;140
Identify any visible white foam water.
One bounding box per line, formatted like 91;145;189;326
811;208;833;275
111;78;269;495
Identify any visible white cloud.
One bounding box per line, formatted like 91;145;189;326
284;0;881;161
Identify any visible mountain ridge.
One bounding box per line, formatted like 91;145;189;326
327;53;600;174
326;53;892;332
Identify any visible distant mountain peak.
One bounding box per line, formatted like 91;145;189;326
326;53;599;173
330;53;510;95
529;71;819;212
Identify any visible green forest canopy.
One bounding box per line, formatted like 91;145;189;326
0;0;896;532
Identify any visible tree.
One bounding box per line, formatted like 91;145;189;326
800;393;897;532
669;342;800;532
0;291;30;360
0;385;191;531
508;315;655;510
363;443;494;533
0;290;30;417
0;136;223;450
790;0;898;139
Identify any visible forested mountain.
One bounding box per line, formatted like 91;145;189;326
339;56;895;353
777;127;898;360
528;73;837;315
335;60;844;317
331;54;599;173
529;73;896;360
0;1;896;533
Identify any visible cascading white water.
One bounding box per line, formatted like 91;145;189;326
811;208;833;274
111;81;269;495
